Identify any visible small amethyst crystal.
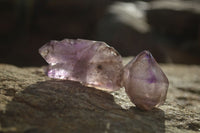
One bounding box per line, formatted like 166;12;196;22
123;50;169;110
39;39;123;92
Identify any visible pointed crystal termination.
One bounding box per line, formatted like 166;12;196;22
39;39;123;92
123;50;169;110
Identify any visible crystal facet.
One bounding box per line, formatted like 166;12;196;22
123;50;169;110
39;39;123;92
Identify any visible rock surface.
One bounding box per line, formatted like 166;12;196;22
0;58;200;133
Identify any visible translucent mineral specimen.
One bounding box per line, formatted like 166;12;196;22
39;39;123;92
123;50;169;110
39;39;169;110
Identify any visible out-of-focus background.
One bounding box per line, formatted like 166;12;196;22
0;0;200;66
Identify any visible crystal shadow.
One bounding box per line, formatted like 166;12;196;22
1;80;165;133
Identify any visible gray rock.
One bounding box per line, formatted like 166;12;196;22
147;0;200;41
0;61;200;133
96;1;200;64
96;1;156;57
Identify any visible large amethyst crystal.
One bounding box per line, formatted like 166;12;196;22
39;39;123;92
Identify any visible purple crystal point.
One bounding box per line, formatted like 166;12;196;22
123;50;169;110
39;39;123;92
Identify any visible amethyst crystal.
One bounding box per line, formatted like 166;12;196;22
39;39;123;92
123;50;169;110
39;38;169;110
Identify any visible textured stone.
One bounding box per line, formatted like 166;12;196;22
39;39;123;92
123;51;169;110
0;62;200;133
